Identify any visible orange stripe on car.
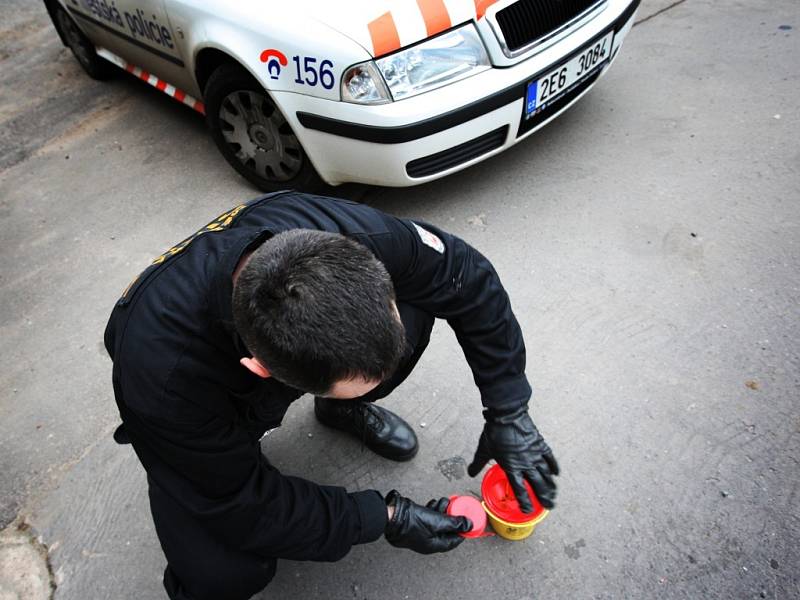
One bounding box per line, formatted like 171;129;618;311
474;0;500;19
368;12;401;57
416;0;451;37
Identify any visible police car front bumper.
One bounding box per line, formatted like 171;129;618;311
281;0;639;187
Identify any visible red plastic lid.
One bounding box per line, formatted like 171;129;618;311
480;464;545;523
446;495;487;538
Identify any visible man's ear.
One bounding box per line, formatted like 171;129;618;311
240;357;272;379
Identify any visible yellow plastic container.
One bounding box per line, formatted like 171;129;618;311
481;501;549;541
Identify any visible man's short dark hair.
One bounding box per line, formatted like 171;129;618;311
232;229;406;395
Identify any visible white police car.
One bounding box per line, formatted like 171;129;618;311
46;0;640;190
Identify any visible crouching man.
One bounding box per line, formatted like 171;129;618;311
104;192;559;599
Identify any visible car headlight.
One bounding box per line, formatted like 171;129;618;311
341;24;490;104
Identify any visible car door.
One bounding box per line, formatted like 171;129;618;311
80;0;195;94
61;0;120;49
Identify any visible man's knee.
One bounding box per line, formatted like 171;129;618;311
354;303;434;403
149;479;276;600
397;302;434;356
163;559;276;600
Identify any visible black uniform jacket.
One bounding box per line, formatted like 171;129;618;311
104;192;530;562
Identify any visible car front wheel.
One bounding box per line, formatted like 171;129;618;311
204;64;322;192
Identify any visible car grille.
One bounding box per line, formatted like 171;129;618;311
495;0;605;54
406;126;508;178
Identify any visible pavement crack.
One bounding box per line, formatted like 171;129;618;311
634;0;689;27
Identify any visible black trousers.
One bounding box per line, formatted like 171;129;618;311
151;303;435;600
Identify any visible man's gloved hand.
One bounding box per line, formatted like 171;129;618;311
384;491;472;554
467;405;559;512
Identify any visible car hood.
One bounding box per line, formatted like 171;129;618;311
297;0;497;57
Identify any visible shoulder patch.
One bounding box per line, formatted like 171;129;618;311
412;222;445;254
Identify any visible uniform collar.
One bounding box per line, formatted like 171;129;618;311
212;228;273;343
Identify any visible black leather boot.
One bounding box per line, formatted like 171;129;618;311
314;398;419;461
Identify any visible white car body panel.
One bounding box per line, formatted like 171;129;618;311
56;0;640;186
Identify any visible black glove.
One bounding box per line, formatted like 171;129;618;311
384;491;472;554
467;405;559;512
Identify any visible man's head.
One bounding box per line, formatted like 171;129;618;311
232;229;406;397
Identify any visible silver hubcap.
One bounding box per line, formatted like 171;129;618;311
219;90;302;182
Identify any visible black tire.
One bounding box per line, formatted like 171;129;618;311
204;64;323;192
54;6;113;80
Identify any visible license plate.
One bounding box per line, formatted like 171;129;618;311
525;31;614;118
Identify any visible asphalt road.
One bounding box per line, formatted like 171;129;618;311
1;1;798;598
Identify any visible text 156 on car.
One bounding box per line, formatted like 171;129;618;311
45;0;640;190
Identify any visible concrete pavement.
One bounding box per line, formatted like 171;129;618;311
1;0;798;598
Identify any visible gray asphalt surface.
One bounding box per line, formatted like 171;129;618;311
1;1;798;598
